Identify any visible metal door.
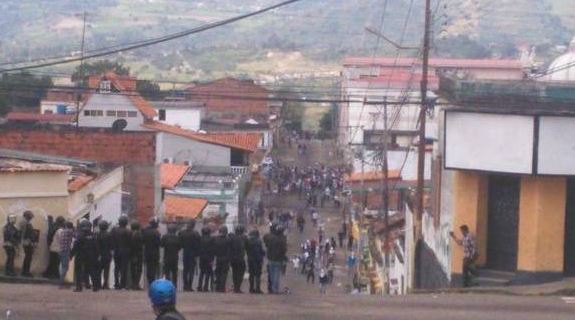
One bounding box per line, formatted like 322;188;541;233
564;179;575;276
486;175;520;272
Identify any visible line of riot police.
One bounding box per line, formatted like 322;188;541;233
67;215;287;294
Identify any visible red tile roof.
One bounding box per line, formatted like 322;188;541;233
68;175;94;192
164;195;208;220
343;57;524;70
345;170;402;183
161;163;190;189
143;121;261;152
0;159;71;173
5;112;75;123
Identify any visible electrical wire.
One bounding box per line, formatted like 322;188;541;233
0;0;304;73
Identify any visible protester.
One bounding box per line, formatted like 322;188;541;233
148;279;186;320
57;221;74;287
450;225;478;287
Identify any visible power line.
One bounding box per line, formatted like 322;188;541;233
0;0;304;74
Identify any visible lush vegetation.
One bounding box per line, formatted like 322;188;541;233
1;0;572;81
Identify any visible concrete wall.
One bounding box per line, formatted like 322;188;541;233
0;171;69;275
156;108;202;131
78;94;146;131
159;132;231;167
518;176;566;273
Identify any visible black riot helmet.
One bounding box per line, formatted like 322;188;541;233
235;224;246;235
148;216;159;228
131;221;141;231
98;220;109;231
201;226;212;236
79;219;92;231
118;214;129;227
218;225;228;236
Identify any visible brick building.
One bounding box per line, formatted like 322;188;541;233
188;78;269;124
0;127;158;223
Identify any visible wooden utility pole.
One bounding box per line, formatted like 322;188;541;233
75;11;87;130
381;98;390;295
415;0;432;286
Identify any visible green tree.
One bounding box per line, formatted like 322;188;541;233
0;72;53;115
136;80;161;99
71;60;130;83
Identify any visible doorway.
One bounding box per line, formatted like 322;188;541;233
486;175;520;272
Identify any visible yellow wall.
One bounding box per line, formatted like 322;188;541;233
450;171;488;274
518;176;566;272
0;171;69;275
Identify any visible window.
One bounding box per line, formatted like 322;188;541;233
90;110;102;117
117;111;127;118
159;109;166;121
96;110;103;116
99;80;111;93
127;111;138;118
106;110;116;117
84;110;90;116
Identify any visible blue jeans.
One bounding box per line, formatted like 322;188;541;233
59;251;70;285
268;261;283;294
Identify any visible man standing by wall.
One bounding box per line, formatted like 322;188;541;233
20;211;38;277
450;224;479;287
3;215;19;276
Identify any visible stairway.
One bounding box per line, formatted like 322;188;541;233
475;268;515;287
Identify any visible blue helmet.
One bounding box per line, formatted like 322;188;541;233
149;279;176;306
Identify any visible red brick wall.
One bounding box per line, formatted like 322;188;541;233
189;78;269;117
0;128;157;223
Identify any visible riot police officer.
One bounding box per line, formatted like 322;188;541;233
143;217;161;285
161;224;181;289
246;228;265;294
130;221;144;290
20;210;38;277
97;220;113;289
72;219;100;292
229;225;248;293
214;225;232;292
112;214;131;289
3;215;19;276
197;226;215;292
179;220;201;292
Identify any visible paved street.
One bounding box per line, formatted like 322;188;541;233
1;139;574;319
0;282;574;319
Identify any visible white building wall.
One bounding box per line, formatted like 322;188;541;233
159;132;231;167
156;108;202;131
78;94;146;131
68;167;124;222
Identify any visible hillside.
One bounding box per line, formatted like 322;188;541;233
0;0;573;81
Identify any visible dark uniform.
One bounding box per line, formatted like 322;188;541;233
111;216;132;289
213;226;231;292
246;229;265;293
229;225;248;293
179;221;201;292
96;220;113;289
130;222;144;290
161;225;181;288
197;227;215;292
72;220;100;292
143;218;161;285
3;215;19;276
20;211;38;277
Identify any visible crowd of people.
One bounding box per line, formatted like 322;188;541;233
3;212;290;295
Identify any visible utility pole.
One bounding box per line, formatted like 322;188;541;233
75;11;87;130
381;98;390;295
415;0;432;287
